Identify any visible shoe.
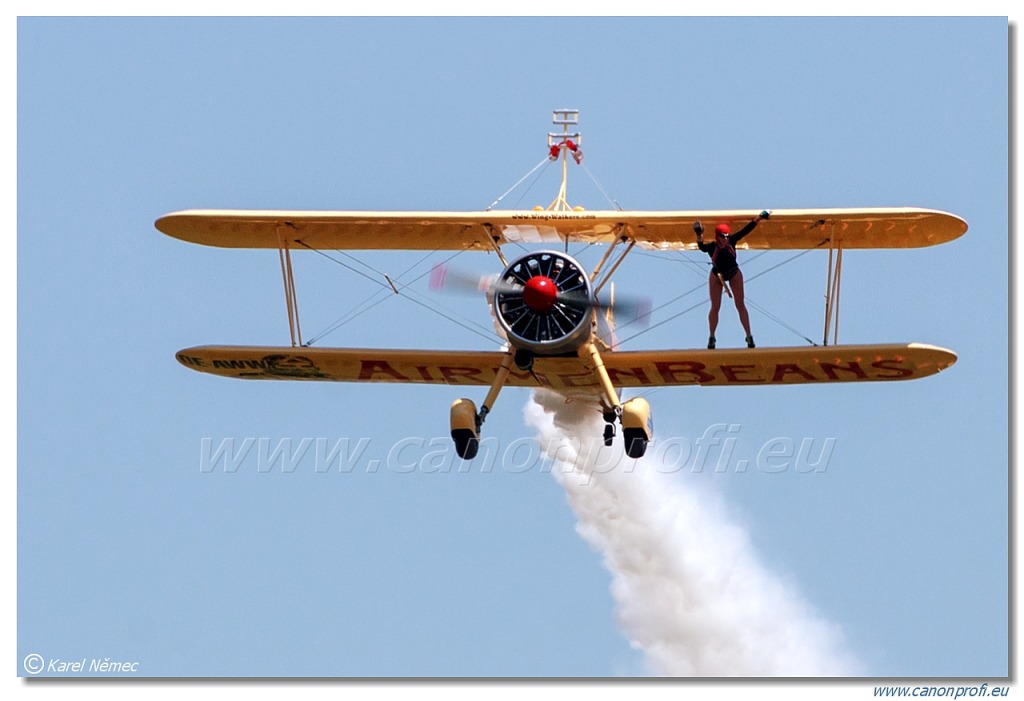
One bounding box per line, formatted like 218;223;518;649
707;336;716;349
746;335;755;348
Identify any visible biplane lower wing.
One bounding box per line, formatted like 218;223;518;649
175;343;956;388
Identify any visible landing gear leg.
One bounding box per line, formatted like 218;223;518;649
586;342;622;417
586;342;624;450
478;350;514;426
450;350;515;460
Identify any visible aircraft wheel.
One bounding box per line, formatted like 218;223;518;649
603;424;615;447
623;428;648;459
450;398;480;460
452;429;479;460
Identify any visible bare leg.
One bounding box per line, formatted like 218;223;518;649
730;270;753;338
708;272;723;338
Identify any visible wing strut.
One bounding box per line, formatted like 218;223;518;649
822;224;843;346
483;224;509;267
588;224;632;290
276;225;303;347
593;239;636;296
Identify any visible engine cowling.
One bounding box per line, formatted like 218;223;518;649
492;250;593;355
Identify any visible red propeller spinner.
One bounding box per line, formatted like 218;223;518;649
522;275;559;313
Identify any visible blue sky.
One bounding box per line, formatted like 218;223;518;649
15;15;1008;683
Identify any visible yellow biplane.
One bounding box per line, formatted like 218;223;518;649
156;110;966;460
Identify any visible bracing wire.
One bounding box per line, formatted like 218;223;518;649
617;295;709;346
296;243;503;347
743;246;820;284
745;299;817;346
616;244;826;347
306;249;446;344
581;162;623;211
486;157;551;211
508;161;555;211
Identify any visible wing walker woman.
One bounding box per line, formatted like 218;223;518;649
694;210;770;349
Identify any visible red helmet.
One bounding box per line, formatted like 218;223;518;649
715;223;731;236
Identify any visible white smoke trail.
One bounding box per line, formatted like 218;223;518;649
524;389;862;677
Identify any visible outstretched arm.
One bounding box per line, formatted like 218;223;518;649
731;210;770;244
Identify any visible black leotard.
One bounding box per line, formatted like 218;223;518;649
697;218;759;281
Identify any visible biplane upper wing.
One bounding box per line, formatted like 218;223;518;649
175;343;956;388
156;207;967;252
